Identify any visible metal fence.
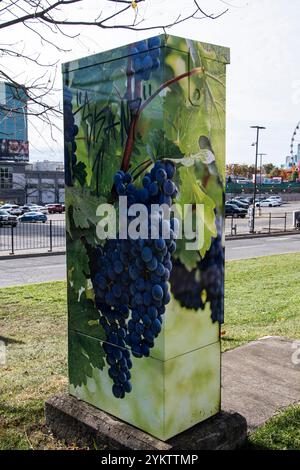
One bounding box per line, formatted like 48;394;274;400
0;213;298;254
0;220;66;254
226;211;292;236
226;181;300;194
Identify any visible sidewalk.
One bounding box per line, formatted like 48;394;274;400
222;336;300;432
0;246;66;260
226;229;299;241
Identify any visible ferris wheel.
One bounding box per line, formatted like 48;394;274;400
290;121;300;160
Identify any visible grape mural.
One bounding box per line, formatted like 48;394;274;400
64;35;230;440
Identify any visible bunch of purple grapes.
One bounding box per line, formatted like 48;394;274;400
63;86;78;186
131;37;161;81
90;160;178;398
170;217;224;324
197;223;224;324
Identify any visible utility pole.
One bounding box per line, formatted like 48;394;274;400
250;126;266;233
258;152;267;191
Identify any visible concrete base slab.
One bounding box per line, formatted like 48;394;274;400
45;394;247;450
222;336;300;432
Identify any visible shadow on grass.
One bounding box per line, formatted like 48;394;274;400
0;400;44;426
0;335;25;345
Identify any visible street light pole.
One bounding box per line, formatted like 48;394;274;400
250;126;266;233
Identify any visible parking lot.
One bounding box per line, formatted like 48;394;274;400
225;200;300;235
0;213;65;252
1;201;300;254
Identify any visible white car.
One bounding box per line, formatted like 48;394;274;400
268;196;282;204
7;205;23;216
0;203;15;211
255;199;281;207
28;205;48;214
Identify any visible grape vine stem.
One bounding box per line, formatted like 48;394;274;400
121;66;204;172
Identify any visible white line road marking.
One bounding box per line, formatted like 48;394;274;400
267;237;293;242
231;244;262;250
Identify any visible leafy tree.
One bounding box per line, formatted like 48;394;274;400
291;170;299;181
263;162;275;176
270;167;280;177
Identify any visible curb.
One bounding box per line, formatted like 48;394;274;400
0;250;66;260
226;230;300;241
1;230;299;258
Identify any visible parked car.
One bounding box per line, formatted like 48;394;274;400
46;203;64;214
8;205;23;216
268;195;282;204
18;212;47;223
31;205;48;214
229;199;249;208
255;199;281;207
21;205;35;213
0;210;18;227
236;197;250;204
244;197;253;204
225;203;247;218
0;203;15;211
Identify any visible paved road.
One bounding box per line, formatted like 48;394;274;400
0;234;300;287
0;255;66;287
226;233;300;260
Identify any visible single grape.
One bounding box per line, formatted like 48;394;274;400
148;36;161;48
163;179;175;196
149;181;159;196
136;40;148;53
142;175;151;187
141;246;152;262
142;55;153;70
113;260;123;274
152;284;163;301
156;168;167;184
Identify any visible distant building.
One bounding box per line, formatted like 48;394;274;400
0;160;64;205
0;82;29;162
0;82;65;204
286;143;300;167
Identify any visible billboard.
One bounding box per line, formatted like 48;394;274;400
0;138;29;162
0;83;28;162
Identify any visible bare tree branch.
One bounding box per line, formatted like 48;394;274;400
0;0;228;138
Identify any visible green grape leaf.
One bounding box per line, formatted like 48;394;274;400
173;236;200;271
68;285;106;341
69;330;105;388
67;238;90;292
148;129;184;162
164;44;226;182
177;165;217;258
66;187;105;236
205;173;224;213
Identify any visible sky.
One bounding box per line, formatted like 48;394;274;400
2;0;300;166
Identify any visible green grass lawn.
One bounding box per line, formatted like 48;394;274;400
0;252;299;450
249;405;300;450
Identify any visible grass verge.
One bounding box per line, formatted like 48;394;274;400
0;252;299;449
248;405;300;450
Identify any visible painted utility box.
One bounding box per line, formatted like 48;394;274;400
63;35;230;441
